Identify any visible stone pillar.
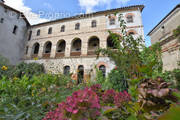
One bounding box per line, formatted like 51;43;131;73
100;38;107;49
81;41;88;56
65;42;71;57
38;42;44;58
27;45;32;58
50;42;56;58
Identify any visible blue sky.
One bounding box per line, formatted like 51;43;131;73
4;0;180;46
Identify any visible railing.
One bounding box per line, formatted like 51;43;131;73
55;52;65;58
31;54;38;58
87;50;96;55
42;53;51;59
70;51;81;56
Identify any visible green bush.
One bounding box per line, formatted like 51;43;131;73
0;74;83;120
107;68;128;92
13;62;45;78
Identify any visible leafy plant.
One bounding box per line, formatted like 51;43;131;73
107;68;128;92
138;77;177;119
173;25;180;40
0;74;82;120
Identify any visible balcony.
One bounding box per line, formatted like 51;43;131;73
55;52;65;58
70;51;81;56
87;50;97;56
31;54;38;58
42;53;51;59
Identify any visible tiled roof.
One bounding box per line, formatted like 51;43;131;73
31;5;144;27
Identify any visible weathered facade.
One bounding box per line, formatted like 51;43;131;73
23;5;145;82
148;4;180;71
0;1;29;64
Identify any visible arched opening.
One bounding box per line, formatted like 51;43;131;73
99;65;106;77
77;65;84;84
43;41;52;58
64;66;70;75
88;36;99;55
71;38;81;56
32;42;40;58
107;34;120;49
127;29;136;36
56;40;66;58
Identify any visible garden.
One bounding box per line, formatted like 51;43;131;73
0;15;180;120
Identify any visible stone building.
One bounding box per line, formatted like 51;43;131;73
148;4;180;71
24;5;145;82
0;0;30;64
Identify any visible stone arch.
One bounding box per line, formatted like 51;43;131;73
107;33;121;49
56;40;66;58
77;65;84;84
43;41;52;54
32;42;40;55
99;65;106;77
70;38;82;56
63;65;70;75
88;36;100;55
127;29;137;35
97;61;109;69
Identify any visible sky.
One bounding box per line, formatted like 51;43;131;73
3;0;180;46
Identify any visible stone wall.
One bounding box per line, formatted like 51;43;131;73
0;3;28;64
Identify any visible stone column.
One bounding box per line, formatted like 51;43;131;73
81;36;88;56
81;41;88;56
50;41;56;58
65;41;71;57
38;42;44;58
27;45;32;58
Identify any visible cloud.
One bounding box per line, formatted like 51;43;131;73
4;0;49;25
78;0;131;13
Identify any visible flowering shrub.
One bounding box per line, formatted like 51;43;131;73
114;91;131;107
43;85;131;120
102;89;116;104
43;87;101;120
1;66;8;71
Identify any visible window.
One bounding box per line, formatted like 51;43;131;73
13;25;18;34
37;29;40;36
48;27;52;34
91;20;96;28
0;18;4;23
4;7;7;13
28;31;32;40
126;15;133;23
75;23;80;30
99;65;106;77
25;46;29;55
109;18;115;25
61;25;65;32
64;66;70;75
